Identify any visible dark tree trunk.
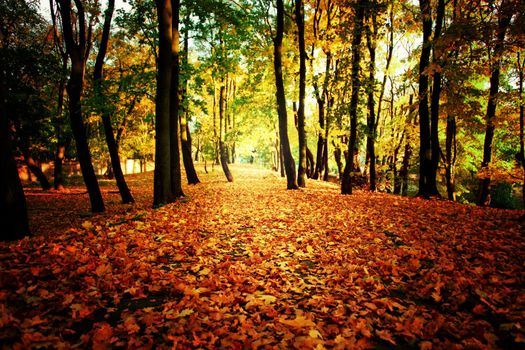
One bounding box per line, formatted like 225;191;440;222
54;80;68;191
21;148;51;191
0;59;29;241
306;146;314;177
180;23;200;185
444;115;457;200
295;0;307;187
153;0;174;207
427;0;445;197
416;0;433;199
280;142;285;178
274;0;298;189
219;83;233;182
334;145;343;179
478;6;512;205
169;0;184;198
180;7;199;185
341;2;365;194
518;51;524;208
365;9;377;191
93;0;134;204
400;141;411;196
54;138;69;190
57;0;105;212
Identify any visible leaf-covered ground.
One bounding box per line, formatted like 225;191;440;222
1;165;524;349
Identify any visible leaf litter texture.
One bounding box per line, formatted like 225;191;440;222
1;165;524;349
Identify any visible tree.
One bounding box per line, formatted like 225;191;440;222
341;1;365;195
93;0;134;204
416;0;438;198
154;0;176;207
274;0;298;190
55;0;105;212
0;0;33;240
295;0;307;187
169;0;185;196
180;16;200;185
478;1;513;205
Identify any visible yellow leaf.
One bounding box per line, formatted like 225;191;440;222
309;329;323;339
279;315;316;328
177;309;194;318
82;221;94;230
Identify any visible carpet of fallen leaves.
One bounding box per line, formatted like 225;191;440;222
1;165;524;349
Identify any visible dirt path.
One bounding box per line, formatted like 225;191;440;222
2;165;524;349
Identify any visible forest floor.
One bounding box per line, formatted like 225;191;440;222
1;164;524;349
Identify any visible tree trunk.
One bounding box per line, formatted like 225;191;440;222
365;10;377;191
478;5;512;205
444;115;457;200
180;11;199;185
274;0;298;189
341;2;365;194
169;0;184;198
295;0;307;187
428;0;445;197
0;58;29;241
416;0;433;199
93;0;134;204
58;0;105;213
22;148;51;191
219;83;233;182
153;0;174;207
400;140;411;196
54;79;67;191
518;51;524;208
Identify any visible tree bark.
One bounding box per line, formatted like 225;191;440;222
93;0;134;204
428;0;445;197
444;115;456;200
180;24;200;184
274;0;298;189
341;2;365;195
295;0;307;187
518;51;524;208
0;51;30;241
416;0;433;198
219;83;233;182
169;0;184;198
153;0;174;207
365;7;377;191
21;147;51;191
478;4;512;205
57;0;105;213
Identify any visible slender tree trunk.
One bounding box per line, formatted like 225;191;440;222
365;11;377;191
280;142;285;177
295;0;307;187
341;2;365;194
169;0;184;198
180;12;199;185
444;115;457;200
274;0;298;189
54;79;67;190
478;6;512;205
58;0;105;212
428;0;445;197
93;0;134;204
153;0;174;207
518;51;524;208
400;140;411;196
219;83;233;182
417;0;433;198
